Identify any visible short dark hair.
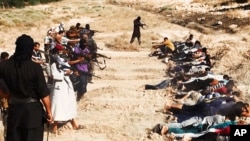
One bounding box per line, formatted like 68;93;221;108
76;23;81;27
231;91;241;97
223;75;231;80
58;30;65;34
0;52;9;60
85;24;90;30
33;42;40;47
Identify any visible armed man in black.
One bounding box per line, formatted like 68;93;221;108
0;34;53;141
130;16;146;45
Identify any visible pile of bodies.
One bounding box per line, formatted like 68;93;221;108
146;34;250;141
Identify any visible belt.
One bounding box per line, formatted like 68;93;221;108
9;97;38;104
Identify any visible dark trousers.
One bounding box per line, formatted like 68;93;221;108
77;73;88;99
7;102;45;141
145;79;171;90
130;33;141;45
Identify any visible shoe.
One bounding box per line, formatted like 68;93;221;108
73;125;86;130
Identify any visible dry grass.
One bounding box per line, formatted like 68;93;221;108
0;9;49;27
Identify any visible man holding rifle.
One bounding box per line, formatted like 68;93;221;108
130;16;147;45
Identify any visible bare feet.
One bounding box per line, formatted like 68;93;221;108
51;121;58;134
164;101;172;111
73;125;86;130
161;126;168;135
70;119;86;130
182;134;192;141
165;133;176;140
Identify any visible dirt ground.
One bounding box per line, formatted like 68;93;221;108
0;0;250;141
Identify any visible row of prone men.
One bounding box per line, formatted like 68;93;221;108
146;34;250;141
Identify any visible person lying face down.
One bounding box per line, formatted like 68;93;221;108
162;92;247;120
152;117;247;140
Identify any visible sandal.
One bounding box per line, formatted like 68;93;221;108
73;125;86;130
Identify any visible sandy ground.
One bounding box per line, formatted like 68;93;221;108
0;0;250;141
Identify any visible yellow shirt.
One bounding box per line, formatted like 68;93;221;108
163;40;175;51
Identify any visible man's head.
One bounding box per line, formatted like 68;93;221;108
33;42;40;51
85;24;90;30
0;52;9;61
189;34;193;39
223;75;231;80
137;16;141;20
231;91;242;102
14;34;34;61
76;23;81;28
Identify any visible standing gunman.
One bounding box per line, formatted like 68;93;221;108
130;16;146;45
0;34;53;141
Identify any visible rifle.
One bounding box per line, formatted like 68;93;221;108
58;63;101;79
80;71;101;79
92;30;101;33
142;23;148;27
97;47;103;50
38;49;45;54
91;52;111;60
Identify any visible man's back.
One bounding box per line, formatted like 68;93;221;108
0;58;48;99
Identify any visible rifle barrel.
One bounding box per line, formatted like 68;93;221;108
38;49;45;53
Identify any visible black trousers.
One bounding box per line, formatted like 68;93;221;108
6;102;45;141
77;73;88;97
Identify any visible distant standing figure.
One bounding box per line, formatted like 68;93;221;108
130;16;146;45
81;24;95;39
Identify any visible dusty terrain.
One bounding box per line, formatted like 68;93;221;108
0;0;250;141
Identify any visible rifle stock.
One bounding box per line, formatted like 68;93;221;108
97;47;103;50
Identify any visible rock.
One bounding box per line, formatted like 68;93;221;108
229;24;238;29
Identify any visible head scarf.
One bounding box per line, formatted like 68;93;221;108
13;34;34;67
